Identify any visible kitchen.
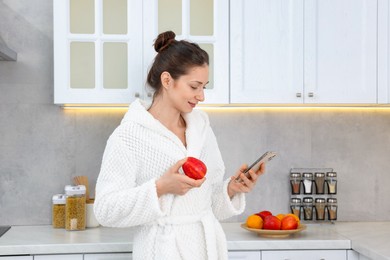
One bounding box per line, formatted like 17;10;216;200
1;0;390;259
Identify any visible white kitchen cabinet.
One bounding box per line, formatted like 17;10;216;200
53;0;144;105
0;257;32;260
262;250;346;260
84;253;132;259
228;251;261;259
378;0;390;104
33;255;82;260
230;0;377;105
53;0;229;106
230;0;304;104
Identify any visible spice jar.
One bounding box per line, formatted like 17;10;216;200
302;197;313;220
65;185;86;231
290;198;301;219
314;198;326;220
52;194;66;228
302;172;313;194
314;172;325;194
290;173;301;194
327;198;338;221
326;172;337;194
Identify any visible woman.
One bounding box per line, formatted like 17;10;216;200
94;31;265;260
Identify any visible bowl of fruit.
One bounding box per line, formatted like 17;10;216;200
241;210;306;238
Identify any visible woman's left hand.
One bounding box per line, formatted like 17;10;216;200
227;163;265;198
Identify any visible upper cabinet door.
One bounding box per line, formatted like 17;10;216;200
230;0;304;104
54;0;144;105
378;0;390;104
304;0;377;104
143;0;229;104
230;0;378;105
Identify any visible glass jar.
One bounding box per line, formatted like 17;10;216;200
302;172;313;194
65;185;86;231
290;198;301;219
314;172;325;194
302;197;314;220
327;198;338;221
52;194;66;228
326;172;337;194
315;198;326;220
290;172;301;194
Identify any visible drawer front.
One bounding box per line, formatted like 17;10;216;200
262;250;346;260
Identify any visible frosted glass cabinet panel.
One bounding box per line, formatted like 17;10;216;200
190;0;213;35
199;44;214;90
103;0;127;34
70;42;95;89
103;42;128;89
158;0;182;34
70;0;95;34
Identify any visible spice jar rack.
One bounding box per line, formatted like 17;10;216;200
289;168;338;223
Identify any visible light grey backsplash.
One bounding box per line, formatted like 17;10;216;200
1;0;390;225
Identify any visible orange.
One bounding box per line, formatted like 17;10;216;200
285;213;300;226
275;213;285;221
246;214;263;229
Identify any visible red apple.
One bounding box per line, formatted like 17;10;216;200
256;210;272;220
182;157;207;180
281;216;298;230
263;215;282;230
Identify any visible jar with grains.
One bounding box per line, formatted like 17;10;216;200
302;197;314;220
314;198;326;220
290;198;302;219
326;172;337;194
65;185;86;231
52;194;66;228
327;198;338;221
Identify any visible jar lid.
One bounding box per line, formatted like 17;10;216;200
326;172;337;177
315;198;326;203
327;198;337;203
315;172;325;177
290;172;301;178
303;197;313;202
64;185;86;195
291;198;301;203
52;194;66;204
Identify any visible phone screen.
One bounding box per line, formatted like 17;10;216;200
235;151;277;182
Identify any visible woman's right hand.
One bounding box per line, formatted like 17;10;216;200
156;158;206;197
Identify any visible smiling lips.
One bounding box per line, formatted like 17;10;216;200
189;101;197;108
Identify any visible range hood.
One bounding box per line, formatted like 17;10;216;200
0;42;17;61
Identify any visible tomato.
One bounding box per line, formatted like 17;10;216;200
182;157;207;180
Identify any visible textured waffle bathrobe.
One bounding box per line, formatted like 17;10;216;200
94;99;245;260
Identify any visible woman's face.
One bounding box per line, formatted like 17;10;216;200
167;65;209;113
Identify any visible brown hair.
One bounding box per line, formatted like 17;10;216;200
146;31;209;96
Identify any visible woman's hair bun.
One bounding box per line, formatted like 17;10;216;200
154;31;176;53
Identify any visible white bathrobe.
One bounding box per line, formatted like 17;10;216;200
94;99;245;260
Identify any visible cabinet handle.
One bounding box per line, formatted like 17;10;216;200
135;92;140;98
308;92;314;97
296;93;302;98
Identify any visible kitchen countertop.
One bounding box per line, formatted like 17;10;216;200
0;222;389;259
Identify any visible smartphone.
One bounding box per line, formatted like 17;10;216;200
235;151;277;182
